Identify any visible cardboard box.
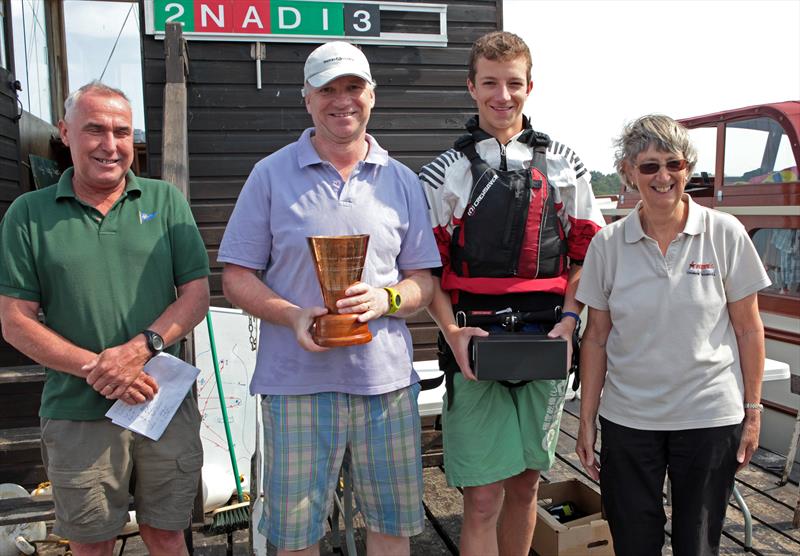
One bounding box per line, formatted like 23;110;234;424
472;334;567;381
533;480;614;556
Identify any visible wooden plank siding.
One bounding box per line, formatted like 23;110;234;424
141;0;502;360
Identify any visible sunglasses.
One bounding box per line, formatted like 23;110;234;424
635;159;688;175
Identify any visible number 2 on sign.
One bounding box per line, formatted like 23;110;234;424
164;2;184;23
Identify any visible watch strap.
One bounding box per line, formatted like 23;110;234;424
384;287;401;315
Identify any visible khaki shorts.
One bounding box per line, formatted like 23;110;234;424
41;395;202;544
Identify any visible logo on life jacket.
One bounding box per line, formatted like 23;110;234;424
467;174;499;216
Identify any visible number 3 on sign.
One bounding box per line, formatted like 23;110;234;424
344;4;380;37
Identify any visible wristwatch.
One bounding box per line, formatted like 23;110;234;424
384;287;402;315
142;329;165;356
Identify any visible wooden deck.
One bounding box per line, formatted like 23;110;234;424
31;399;800;555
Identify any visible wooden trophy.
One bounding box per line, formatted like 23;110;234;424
307;234;373;347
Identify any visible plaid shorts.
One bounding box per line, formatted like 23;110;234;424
258;384;424;550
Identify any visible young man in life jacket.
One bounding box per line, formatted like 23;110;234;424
419;31;605;556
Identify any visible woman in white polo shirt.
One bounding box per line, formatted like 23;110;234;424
574;114;771;556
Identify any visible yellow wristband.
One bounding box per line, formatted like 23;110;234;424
384;287;402;315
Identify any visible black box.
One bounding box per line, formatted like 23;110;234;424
472;333;568;381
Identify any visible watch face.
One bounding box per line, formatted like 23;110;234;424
146;331;164;353
395;293;402;306
152;335;164;351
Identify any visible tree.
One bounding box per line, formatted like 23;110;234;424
590;171;621;197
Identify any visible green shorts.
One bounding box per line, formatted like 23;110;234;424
41;395;202;544
442;374;566;487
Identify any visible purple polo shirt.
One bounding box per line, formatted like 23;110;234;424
218;128;440;395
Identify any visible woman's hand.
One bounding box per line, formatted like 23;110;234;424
576;419;600;480
737;411;761;471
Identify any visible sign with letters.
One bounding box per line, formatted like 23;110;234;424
144;0;447;47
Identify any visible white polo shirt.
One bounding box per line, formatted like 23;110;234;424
576;195;771;430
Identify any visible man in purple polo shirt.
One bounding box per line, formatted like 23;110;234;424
218;41;439;556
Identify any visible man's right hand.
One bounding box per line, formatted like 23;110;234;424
290;306;331;352
83;337;152;399
444;325;488;381
119;373;159;405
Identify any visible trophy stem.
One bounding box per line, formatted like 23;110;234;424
312;314;372;347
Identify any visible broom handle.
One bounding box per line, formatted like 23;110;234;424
206;312;245;502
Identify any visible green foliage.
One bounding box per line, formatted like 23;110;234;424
590;171;622;197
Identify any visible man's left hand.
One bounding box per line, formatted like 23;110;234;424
548;319;576;372
83;338;151;399
337;282;389;322
737;412;761;471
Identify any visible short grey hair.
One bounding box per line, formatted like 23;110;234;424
63;80;131;121
613;114;698;190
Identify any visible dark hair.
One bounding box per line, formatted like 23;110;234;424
468;31;532;84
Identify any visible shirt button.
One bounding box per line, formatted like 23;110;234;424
333;180;341;186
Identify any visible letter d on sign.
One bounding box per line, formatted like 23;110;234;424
278;6;301;29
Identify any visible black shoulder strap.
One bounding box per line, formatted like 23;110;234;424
454;133;480;162
453;133;494;206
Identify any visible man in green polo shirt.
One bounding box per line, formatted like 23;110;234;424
0;81;210;555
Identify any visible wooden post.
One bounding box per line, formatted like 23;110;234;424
161;22;190;198
160;22;205;536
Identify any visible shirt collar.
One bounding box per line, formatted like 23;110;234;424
624;193;704;243
55;168;142;200
296;127;389;169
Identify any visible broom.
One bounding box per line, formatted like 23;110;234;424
204;311;250;537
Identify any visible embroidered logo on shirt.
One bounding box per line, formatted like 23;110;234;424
687;261;717;276
139;211;157;223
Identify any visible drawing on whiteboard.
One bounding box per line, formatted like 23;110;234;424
194;307;260;511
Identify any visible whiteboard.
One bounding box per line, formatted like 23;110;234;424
194;307;260;510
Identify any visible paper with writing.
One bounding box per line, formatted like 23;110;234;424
105;352;199;441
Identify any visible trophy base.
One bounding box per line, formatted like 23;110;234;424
312;314;373;347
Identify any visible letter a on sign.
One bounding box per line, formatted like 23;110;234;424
233;1;270;32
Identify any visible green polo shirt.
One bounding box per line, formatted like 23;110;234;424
0;168;209;419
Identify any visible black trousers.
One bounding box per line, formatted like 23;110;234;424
599;417;742;556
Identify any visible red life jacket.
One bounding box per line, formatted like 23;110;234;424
449;130;568;280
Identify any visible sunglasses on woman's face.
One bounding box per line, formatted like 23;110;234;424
635;159;688;175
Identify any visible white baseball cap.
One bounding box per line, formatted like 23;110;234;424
304;41;374;88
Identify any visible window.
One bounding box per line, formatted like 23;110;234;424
724;117;797;185
11;0;52;123
752;228;800;298
63;1;145;135
686;125;717;189
1;2;8;69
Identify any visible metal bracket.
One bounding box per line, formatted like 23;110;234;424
251;43;266;89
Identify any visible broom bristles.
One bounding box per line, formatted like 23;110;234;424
206;501;250;535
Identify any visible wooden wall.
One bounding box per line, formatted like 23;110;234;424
141;1;501;361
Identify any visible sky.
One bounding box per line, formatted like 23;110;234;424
504;0;800;173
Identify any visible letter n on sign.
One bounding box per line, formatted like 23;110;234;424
196;1;233;33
